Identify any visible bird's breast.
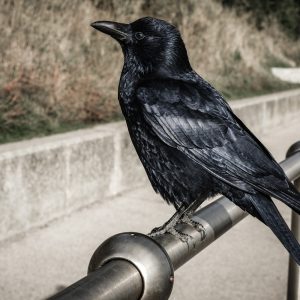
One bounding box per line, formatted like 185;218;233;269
123;116;216;206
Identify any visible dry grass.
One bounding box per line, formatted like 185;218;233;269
0;0;299;143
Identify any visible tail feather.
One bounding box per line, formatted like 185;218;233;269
249;194;300;265
271;184;300;215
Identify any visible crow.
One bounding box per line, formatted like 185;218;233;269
91;17;300;264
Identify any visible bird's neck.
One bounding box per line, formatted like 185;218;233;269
117;56;142;121
119;59;141;99
118;48;197;110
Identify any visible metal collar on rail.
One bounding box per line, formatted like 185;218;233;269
287;141;300;158
88;232;174;300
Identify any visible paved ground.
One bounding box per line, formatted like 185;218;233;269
0;119;300;300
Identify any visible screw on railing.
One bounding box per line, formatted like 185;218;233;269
48;141;300;300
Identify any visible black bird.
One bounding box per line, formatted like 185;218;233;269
91;17;300;264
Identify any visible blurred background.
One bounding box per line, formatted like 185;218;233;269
1;1;300;300
1;0;300;144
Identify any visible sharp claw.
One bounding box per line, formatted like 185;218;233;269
167;227;192;242
148;226;165;237
179;215;206;240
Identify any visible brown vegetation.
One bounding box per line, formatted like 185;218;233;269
0;0;299;143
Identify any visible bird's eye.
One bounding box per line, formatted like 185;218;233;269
135;32;145;40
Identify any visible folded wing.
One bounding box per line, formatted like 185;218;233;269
136;79;300;210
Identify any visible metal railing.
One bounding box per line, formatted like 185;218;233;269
48;141;300;300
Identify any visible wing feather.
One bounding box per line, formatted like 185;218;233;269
137;80;290;196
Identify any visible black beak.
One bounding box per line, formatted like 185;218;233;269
91;21;130;43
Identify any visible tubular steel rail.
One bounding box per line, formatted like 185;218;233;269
49;141;300;300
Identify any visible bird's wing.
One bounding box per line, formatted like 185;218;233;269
136;79;292;197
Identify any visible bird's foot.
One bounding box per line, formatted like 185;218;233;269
148;220;192;242
179;214;206;241
167;227;192;243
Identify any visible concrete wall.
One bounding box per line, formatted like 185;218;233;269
0;89;300;242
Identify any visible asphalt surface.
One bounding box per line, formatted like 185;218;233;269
0;119;299;300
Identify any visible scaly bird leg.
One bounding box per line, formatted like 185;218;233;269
178;200;206;240
148;204;186;238
149;201;206;242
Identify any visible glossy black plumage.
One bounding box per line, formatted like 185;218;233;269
91;17;300;263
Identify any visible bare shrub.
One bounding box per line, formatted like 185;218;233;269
0;0;299;142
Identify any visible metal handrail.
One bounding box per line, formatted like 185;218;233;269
48;141;300;300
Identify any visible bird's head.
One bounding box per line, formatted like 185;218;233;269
91;17;192;76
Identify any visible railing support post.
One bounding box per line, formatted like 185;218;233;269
286;141;300;300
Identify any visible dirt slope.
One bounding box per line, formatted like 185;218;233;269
0;0;299;142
